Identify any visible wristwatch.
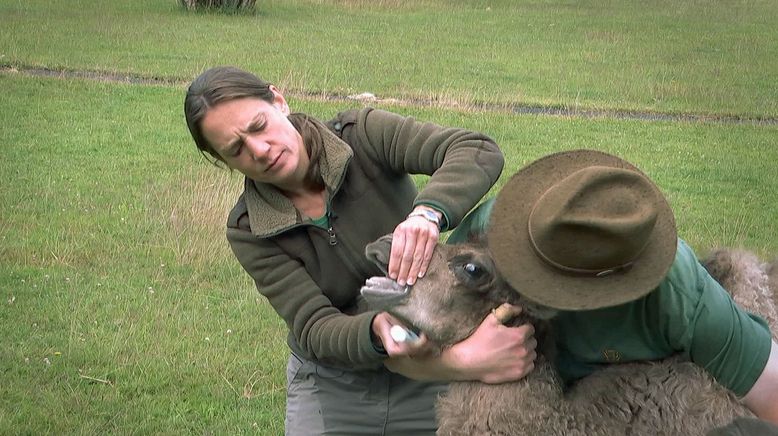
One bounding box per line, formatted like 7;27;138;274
407;208;442;230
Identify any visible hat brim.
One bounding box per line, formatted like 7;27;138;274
488;150;677;311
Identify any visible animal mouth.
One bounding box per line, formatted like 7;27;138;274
360;277;424;337
360;276;409;308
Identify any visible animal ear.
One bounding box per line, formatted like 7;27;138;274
365;234;393;275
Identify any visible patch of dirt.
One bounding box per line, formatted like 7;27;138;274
3;65;776;125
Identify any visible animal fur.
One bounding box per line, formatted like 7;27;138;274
362;236;777;436
703;248;778;333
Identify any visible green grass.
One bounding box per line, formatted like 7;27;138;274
2;73;777;433
1;0;777;117
0;74;289;434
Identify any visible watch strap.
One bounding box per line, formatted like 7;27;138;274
407;209;442;230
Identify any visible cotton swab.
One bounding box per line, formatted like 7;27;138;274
390;325;421;344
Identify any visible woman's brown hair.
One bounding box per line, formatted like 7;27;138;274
184;66;324;189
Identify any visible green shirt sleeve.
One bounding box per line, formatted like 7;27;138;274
667;240;773;396
446;197;496;244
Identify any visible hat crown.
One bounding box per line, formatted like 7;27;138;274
527;166;660;276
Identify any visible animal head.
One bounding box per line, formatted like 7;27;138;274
361;234;557;346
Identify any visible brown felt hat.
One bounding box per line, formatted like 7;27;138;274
488;150;677;310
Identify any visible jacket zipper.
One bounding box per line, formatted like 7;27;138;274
326;211;379;280
325;203;338;246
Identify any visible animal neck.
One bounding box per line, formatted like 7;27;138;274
438;360;564;435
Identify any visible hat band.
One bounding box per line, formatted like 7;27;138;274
527;226;637;278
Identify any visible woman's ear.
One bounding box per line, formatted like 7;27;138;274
269;85;289;115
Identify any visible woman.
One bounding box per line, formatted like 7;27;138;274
184;66;536;435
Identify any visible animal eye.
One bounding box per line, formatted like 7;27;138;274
464;263;484;278
450;258;492;290
449;254;493;290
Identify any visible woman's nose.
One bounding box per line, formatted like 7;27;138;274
245;136;270;161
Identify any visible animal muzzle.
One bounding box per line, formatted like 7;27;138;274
360;276;410;310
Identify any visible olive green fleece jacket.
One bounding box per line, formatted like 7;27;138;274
226;108;504;369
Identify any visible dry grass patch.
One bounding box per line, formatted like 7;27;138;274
150;165;244;269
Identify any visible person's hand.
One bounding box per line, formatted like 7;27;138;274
388;206;442;286
379;304;537;383
371;312;436;357
445;304;537;384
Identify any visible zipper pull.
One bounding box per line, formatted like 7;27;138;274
326;209;337;246
327;226;337;246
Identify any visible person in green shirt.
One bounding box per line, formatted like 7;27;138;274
446;149;778;424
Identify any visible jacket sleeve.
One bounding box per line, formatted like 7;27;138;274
353;108;504;230
226;209;386;369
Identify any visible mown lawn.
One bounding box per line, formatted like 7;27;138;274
2;73;776;433
1;0;777;117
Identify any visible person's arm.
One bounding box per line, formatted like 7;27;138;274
355;108;504;286
664;241;775;416
742;339;778;423
227;219;386;369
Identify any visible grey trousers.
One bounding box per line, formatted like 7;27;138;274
285;352;448;436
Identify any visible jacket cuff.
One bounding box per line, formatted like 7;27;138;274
368;312;389;356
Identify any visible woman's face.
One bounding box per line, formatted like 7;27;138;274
200;91;308;191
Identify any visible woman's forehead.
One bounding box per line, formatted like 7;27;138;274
201;98;271;144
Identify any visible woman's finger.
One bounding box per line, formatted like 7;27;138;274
396;229;418;286
388;230;407;281
417;231;438;279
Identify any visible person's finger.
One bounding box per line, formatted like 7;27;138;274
405;230;429;285
417;232;438;279
517;323;536;343
406;338;435;357
388;230;407;280
523;336;538;355
396;229;418;286
491;303;523;324
384;322;429;356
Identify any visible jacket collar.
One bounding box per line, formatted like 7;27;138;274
243;119;353;237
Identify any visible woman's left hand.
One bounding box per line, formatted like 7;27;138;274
388;206;442;286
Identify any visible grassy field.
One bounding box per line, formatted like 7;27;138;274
2;0;777;434
1;0;777;117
